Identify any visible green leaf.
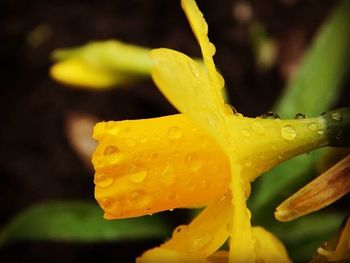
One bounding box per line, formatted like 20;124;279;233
275;0;350;119
0;200;170;245
251;0;350;213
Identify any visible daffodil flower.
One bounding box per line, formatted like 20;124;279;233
92;0;350;261
50;40;152;89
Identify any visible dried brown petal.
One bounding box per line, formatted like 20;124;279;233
275;154;350;222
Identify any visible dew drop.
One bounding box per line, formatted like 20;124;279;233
261;111;280;119
188;61;200;78
308;123;318;131
234;112;244;119
94;172;114;187
139;135;148;143
167;127;183;139
173;225;187;236
201;18;209;35
318;128;325;135
129;191;151;207
185;153;202;171
252;121;265;134
128;170;147;183
245;157;253;167
224;104;235;115
331;112;342;121
104;145;120;155
278;153;285;160
217;73;225;87
295;113;306;119
242;129;250;137
105;122;119;135
192;234;213;251
160;163;175;186
101;198;114;210
281;125;296;141
208;42;216;56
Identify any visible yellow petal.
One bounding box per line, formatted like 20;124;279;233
51;40;152;88
93;114;230;219
138;197;231;261
150;48;227;140
252;226;292;263
181;0;224;94
50;58;126;88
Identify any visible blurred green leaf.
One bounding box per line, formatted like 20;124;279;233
250;1;350;261
0;201;170;246
275;0;350;119
251;0;350;214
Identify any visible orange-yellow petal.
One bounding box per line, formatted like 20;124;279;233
93;114;229;219
138;196;231;262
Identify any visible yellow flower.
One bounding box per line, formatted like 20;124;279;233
50;40;151;89
92;0;347;261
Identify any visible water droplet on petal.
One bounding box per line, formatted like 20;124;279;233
252;121;265;134
208;42;216;56
167;127;183;139
281;125;296;141
188;61;200;78
261;111;280;119
308;123;318;131
105;122;119;135
129;191;151;207
139;135;148;143
234;112;244;119
160;163;175;186
128;170;147;183
295;113;306;119
331;112;342;121
242;129;250;137
104;145;120;155
94;172;114;187
173;225;187;237
101;198;114;210
245;157;253;167
103;145;122;164
224;104;235;115
192;234;213;251
185;153;202;171
278;153;285;160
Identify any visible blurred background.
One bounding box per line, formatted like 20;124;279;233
1;0;349;262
